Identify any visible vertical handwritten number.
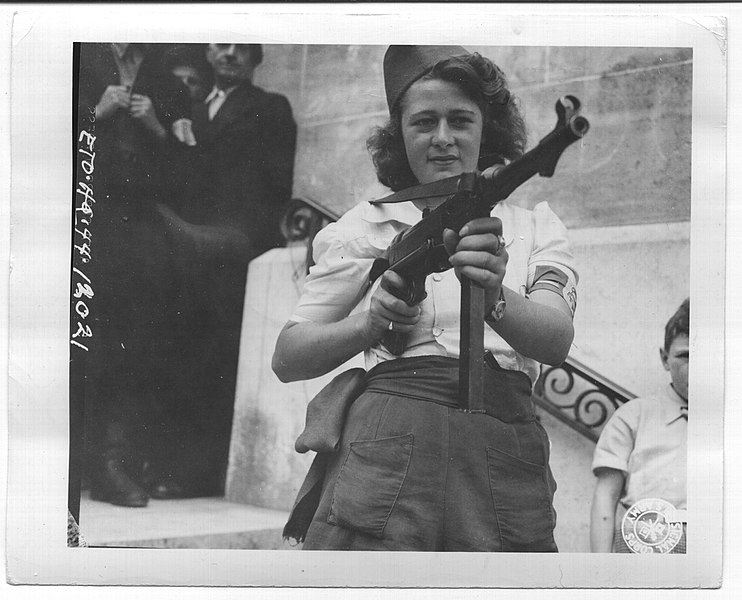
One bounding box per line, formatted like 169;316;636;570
76;181;95;204
72;122;96;351
72;322;92;339
73;282;94;299
74;242;92;262
79;149;95;175
71;339;89;351
72;267;91;283
75;227;92;242
78;130;96;151
75;301;90;319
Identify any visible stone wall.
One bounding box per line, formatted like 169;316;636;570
255;44;692;223
226;247;364;510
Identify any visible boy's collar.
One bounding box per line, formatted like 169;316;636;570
664;384;688;424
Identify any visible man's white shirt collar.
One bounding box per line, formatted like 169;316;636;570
204;85;237;105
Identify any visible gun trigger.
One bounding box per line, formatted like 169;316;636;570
369;258;389;284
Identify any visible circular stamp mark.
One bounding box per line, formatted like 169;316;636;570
621;498;683;554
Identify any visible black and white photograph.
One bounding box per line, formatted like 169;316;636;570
3;3;736;594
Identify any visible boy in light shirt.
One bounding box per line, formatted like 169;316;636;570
590;298;689;553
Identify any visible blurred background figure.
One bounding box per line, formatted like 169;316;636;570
77;43;193;507
191;43;297;253
163;43;214;103
155;43;298;497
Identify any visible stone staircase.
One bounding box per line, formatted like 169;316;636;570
78;490;298;549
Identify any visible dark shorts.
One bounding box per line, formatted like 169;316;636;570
301;356;558;552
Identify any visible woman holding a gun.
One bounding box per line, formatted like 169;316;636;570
273;45;579;551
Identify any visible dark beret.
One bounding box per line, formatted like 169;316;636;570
383;44;469;113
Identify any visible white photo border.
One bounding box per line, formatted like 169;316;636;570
5;3;728;590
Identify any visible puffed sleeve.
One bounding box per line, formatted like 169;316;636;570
290;216;380;324
527;201;579;317
592;401;640;475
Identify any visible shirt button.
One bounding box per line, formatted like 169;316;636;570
432;273;442;282
433;326;443;337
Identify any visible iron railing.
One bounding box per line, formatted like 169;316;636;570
533;357;636;442
280;197;341;273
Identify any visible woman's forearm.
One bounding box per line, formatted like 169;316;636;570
489;287;574;365
274;279;574;380
273;270;424;382
272;314;373;382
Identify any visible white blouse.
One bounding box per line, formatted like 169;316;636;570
290;199;578;385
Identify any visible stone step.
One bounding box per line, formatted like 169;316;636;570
78;491;297;549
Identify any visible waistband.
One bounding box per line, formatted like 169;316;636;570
364;355;535;423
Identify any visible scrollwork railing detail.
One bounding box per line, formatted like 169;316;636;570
280;197;341;273
534;358;636;442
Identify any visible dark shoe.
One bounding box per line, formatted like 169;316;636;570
90;458;150;507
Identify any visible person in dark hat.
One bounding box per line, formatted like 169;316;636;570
162;44;214;103
273;45;578;551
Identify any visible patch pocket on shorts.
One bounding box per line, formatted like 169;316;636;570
486;446;556;551
328;433;413;539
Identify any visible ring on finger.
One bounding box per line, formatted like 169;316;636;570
495;234;506;254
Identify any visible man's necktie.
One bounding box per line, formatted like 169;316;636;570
208;89;227;121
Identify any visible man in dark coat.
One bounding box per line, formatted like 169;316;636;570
190;43;297;253
76;43;193;506
169;43;297;496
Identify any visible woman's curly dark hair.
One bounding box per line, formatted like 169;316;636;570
367;52;527;192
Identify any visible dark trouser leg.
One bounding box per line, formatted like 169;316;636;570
302;393;558;551
82;198;181;505
83;313;151;507
302;394;448;551
169;257;247;497
443;414;558;552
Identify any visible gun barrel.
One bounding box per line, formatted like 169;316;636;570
480;107;590;200
570;115;590;138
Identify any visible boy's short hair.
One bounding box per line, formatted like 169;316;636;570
664;297;690;351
